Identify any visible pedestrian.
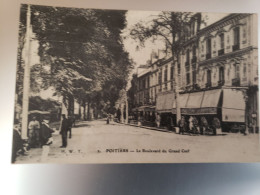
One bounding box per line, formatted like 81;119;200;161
67;116;73;138
12;123;28;163
60;114;69;148
106;115;110;124
179;116;187;134
192;116;199;135
40;119;54;146
28;116;40;148
200;116;209;135
188;116;194;135
212;117;221;135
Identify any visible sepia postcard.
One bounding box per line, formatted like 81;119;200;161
12;4;260;164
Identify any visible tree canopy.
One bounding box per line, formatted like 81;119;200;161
17;4;133;117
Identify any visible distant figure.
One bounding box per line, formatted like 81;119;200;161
200;117;209;135
192;116;199;134
179;116;187;134
106;115;110;124
60;114;69;148
67;116;73;138
28;116;40;148
188;116;194;133
212;117;221;135
40;119;54;146
12;123;27;163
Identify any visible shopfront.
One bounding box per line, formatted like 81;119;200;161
156;88;247;131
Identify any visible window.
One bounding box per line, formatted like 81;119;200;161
191;21;195;36
192;64;196;85
158;70;162;84
206;38;211;59
164;66;168;90
158;70;162;92
170;66;174;80
218;33;225;56
219;67;225;85
186;65;190;85
219;33;224;49
233;64;240;79
192;46;197;63
207;70;211;87
233;27;240;51
232;63;240;86
177;55;181;75
186;49;190;65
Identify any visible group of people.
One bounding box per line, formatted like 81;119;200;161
12;114;75;162
12;117;55;162
178;116;221;135
28;116;55;148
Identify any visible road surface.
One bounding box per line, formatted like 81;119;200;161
15;120;260;163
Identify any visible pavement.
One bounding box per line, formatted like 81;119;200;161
14;119;260;164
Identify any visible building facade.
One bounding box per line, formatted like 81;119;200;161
130;13;258;132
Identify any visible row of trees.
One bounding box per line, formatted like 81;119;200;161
17;5;133;119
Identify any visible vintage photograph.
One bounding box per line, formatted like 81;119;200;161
12;4;259;163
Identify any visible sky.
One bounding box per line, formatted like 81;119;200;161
122;11;229;68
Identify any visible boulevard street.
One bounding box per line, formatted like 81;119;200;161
15;120;260;163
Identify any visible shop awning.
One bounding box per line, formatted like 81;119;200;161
133;105;155;112
199;89;222;115
181;92;204;115
156;91;174;113
222;88;245;122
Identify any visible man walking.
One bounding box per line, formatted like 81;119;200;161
60;114;69;148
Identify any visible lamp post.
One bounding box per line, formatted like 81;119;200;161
21;4;32;140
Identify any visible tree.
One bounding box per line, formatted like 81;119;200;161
130;11;201;123
17;5;133;118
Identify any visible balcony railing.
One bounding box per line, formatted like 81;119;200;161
191;56;197;64
232;44;240;52
218;49;224;56
206;53;211;60
232;78;240;86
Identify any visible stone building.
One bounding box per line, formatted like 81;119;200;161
130;13;258;132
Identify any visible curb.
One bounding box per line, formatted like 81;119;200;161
116;122;175;133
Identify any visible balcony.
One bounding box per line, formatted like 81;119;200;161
232;44;240;52
191;56;197;64
218;49;224;56
206;53;211;60
232;78;240;86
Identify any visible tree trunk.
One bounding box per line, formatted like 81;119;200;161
68;95;74;116
87;101;91;120
82;101;86;120
120;104;124;123
173;52;181;125
125;98;128;124
78;101;81;119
